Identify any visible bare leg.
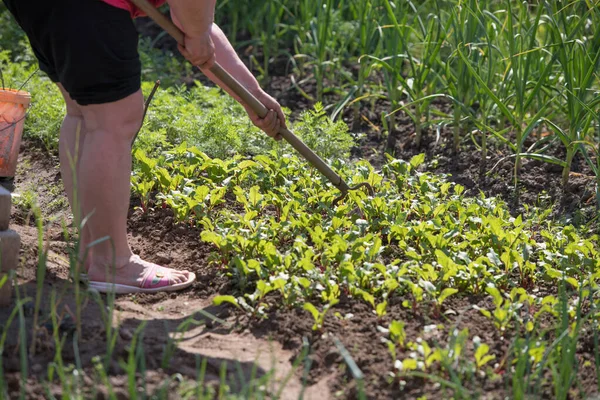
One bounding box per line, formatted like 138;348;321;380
73;90;192;287
57;84;92;270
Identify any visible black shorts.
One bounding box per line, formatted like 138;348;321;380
3;0;141;105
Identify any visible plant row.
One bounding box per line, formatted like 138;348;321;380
132;143;600;395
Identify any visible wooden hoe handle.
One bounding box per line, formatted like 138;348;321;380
129;0;350;193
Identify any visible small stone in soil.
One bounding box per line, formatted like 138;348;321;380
309;354;321;368
154;252;172;264
119;328;133;341
324;348;341;366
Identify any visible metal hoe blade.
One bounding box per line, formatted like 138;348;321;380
332;182;375;208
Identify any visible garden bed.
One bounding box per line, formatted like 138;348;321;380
2;2;600;399
4;138;600;399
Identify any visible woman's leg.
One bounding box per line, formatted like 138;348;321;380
77;90;193;287
57;84;93;270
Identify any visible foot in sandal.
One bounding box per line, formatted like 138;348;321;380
87;255;195;294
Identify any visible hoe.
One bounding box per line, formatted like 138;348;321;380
130;0;374;206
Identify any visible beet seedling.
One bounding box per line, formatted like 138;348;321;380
303;299;339;331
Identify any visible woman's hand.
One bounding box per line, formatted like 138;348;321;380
171;12;216;69
244;90;287;141
177;29;216;69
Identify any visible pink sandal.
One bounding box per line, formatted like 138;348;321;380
88;264;196;294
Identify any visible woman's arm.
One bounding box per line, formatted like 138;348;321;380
166;2;286;138
201;24;259;102
202;23;287;132
165;0;215;36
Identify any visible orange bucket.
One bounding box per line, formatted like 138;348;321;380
0;88;31;177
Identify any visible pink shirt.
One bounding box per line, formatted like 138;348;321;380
101;0;167;18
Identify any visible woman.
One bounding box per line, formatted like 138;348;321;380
3;0;286;293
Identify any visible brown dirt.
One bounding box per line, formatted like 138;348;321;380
246;295;507;399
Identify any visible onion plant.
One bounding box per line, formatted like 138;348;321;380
440;0;484;154
388;1;447;148
578;112;600;210
455;1;559;190
489;1;559;183
368;0;411;152
463;6;501;177
312;0;335;102
291;0;356;102
244;0;292;83
216;0;295;83
215;0;249;46
348;0;381;129
540;0;600;188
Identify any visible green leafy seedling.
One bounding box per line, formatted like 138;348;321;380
303;299;339;331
